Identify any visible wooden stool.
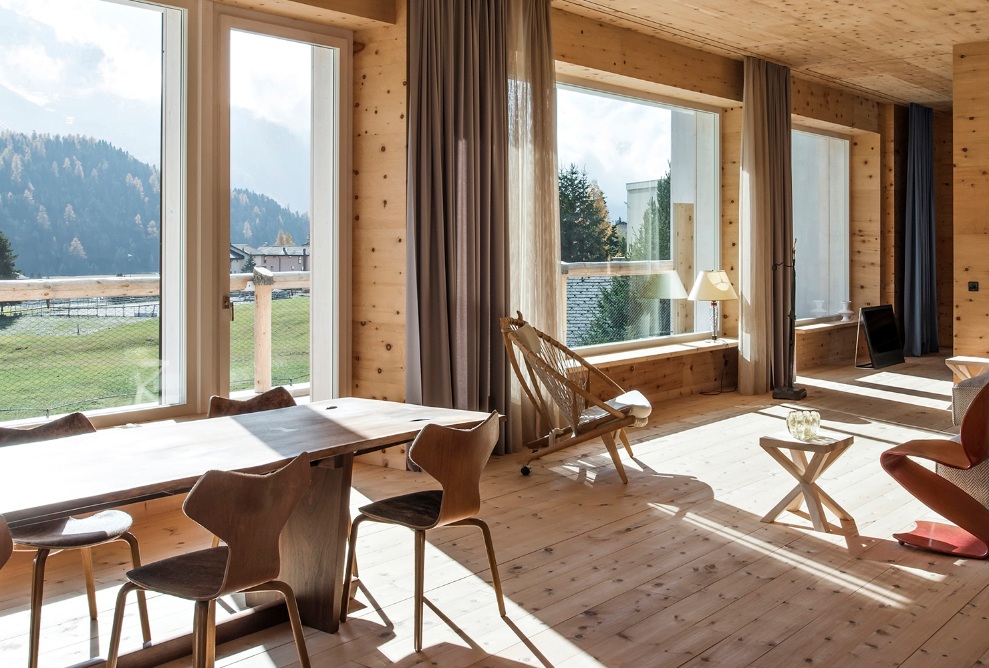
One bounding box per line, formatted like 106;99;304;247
759;432;854;533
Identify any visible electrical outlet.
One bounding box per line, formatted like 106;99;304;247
969;281;980;292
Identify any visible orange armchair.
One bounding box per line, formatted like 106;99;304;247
880;381;989;558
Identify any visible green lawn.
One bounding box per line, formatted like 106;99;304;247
0;296;310;421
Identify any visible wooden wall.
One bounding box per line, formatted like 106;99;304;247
952;41;989;357
240;1;927;396
934;111;954;349
350;2;407;401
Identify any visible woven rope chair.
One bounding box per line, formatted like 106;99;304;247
500;313;651;483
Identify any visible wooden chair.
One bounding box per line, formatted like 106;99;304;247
206;385;296;418
205;385;297;548
500;313;652;483
341;412;506;652
881;381;989;558
106;452;313;668
0;412;151;668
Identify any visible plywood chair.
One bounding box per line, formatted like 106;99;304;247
0;412;151;668
500;313;652;483
106;452;313;668
206;385;298;548
340;412;506;652
881;381;989;558
206;385;296;418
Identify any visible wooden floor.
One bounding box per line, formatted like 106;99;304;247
5;354;987;667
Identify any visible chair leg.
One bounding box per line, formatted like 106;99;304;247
458;518;506;616
258;580;311;668
618;428;634;457
27;548;51;668
80;547;98;619
601;431;629;484
192;599;216;668
414;529;426;652
341;514;366;623
106;581;139;668
119;532;152;644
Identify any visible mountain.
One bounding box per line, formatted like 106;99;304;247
0;131;308;277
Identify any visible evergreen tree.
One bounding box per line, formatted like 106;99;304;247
0;230;18;279
558;164;616;262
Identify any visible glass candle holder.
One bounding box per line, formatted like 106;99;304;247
786;410;821;441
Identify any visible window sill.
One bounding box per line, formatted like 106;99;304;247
795;319;857;332
582;337;738;367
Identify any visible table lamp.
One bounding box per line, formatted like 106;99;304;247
688;269;737;340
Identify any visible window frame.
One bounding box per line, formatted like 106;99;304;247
555;75;723;357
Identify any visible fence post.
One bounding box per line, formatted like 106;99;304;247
253;267;274;393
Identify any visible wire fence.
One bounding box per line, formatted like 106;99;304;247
0;292;310;421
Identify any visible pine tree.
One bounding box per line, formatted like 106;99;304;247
0;230;18;279
558;164;616;262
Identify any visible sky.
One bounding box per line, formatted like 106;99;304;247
0;0;673;224
556;86;672;223
0;0;311;159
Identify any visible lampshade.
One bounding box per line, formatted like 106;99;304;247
688;270;738;302
641;271;688;300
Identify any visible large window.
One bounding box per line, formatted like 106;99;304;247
0;0;350;424
791;130;849;319
556;84;720;350
0;0;185;421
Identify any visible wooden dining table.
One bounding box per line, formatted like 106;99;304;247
0;397;492;667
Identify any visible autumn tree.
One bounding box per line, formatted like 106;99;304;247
558;164;617;262
274;229;295;246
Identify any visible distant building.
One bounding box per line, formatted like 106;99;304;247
229;244;310;273
230;244;254;273
253;245;310;272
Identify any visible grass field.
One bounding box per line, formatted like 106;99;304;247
0;296;310;421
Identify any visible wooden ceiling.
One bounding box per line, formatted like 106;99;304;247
552;0;989;110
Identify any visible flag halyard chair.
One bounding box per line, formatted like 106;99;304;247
500;313;652;484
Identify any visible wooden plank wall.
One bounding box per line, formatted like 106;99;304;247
952;41;989;358
849;132;882;311
720;106;743;339
350;1;407;402
934;111;954;350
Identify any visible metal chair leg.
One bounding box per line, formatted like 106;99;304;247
414;529;425;652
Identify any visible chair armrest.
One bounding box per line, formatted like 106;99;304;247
882;438;972;469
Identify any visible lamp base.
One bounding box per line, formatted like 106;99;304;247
772;385;807;400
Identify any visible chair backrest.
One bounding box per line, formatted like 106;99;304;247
0;412;96;447
207;386;296;418
501;314;626;432
409;412;500;528
182;452;311;597
0;517;12;570
961;381;989;466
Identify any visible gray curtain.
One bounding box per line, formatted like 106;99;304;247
738;57;793;394
406;1;512;445
903;103;939;356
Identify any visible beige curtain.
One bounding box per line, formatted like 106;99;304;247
738;57;793;395
506;0;559;451
405;1;512;444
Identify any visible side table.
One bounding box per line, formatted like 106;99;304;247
760;432;855;533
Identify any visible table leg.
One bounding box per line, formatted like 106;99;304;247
276;453;354;632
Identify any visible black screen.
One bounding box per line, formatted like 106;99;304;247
860;305;904;369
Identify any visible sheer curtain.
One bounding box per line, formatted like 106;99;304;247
405;1;511;438
738;57;793;395
506;0;559;451
903;103;939;356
